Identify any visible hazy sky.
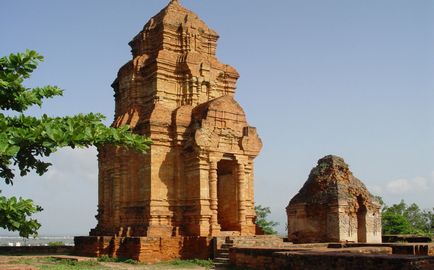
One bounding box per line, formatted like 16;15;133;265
1;0;433;236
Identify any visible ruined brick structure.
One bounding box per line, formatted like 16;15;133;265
77;0;261;253
286;155;382;244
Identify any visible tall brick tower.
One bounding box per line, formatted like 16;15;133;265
76;0;262;261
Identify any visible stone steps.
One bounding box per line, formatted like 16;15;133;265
214;237;233;269
214;262;230;269
213;235;288;269
214;257;230;263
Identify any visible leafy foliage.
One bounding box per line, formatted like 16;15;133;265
382;199;433;236
0;50;62;112
0;50;152;237
382;211;413;235
0;193;42;238
0;50;151;185
255;205;279;235
0;112;150;184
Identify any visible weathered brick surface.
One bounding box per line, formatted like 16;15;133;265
329;242;434;256
74;236;212;263
73;236;112;257
287;155;382;243
88;0;262;241
229;247;434;270
383;235;432;243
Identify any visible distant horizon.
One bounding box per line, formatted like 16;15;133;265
0;235;74;238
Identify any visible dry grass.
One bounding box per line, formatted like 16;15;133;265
0;256;213;270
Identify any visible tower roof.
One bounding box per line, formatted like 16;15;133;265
113;0;240;119
129;0;219;57
288;155;376;206
152;0;217;33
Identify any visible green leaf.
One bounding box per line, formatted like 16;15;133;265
6;145;20;156
0;49;152;237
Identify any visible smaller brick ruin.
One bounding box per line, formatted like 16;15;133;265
286;155;382;243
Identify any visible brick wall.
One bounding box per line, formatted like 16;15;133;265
329;243;434;256
74;236;212;263
229;247;434;270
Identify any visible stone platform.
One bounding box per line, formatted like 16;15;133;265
329;242;434;256
229;243;434;270
74;236;213;263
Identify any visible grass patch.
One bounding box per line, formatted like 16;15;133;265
2;256;145;270
38;257;106;270
44;257;98;266
120;258;139;264
97;255;138;264
47;241;65;246
97;255;116;262
8;257;38;265
158;258;214;268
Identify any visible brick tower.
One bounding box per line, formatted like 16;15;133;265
75;0;262;261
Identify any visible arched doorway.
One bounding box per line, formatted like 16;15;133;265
217;157;238;231
357;196;367;243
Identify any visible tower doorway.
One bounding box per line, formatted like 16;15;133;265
357;196;367;243
217;158;238;231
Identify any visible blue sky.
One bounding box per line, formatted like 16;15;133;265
1;0;433;235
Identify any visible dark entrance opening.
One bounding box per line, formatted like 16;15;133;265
217;158;238;231
357;196;367;243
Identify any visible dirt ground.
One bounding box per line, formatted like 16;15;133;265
0;255;213;270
